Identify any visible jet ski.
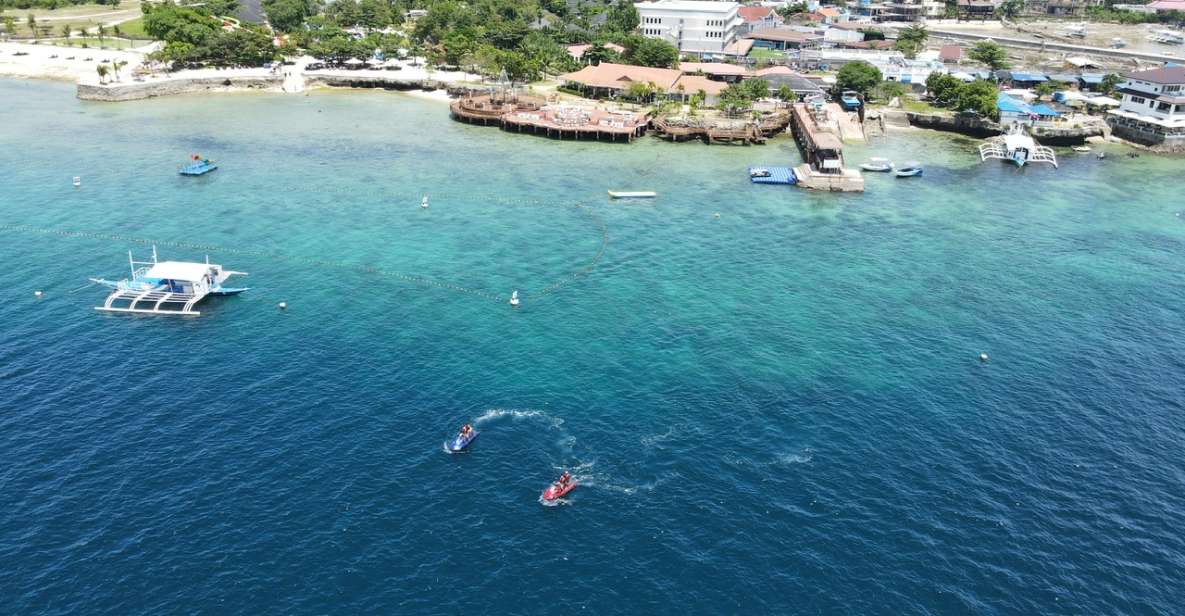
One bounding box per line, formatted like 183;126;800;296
446;429;477;453
541;478;577;502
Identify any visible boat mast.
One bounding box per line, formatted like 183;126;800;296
128;250;135;278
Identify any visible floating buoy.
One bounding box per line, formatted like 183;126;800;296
979;353;989;362
421;194;429;209
34;290;44;298
714;212;721;218
277;301;287;310
72;176;81;187
509;290;519;307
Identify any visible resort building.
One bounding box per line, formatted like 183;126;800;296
635;0;746;58
997;92;1062;128
559;62;727;104
744;27;825;51
737;5;781;32
956;0;998;20
1107;66;1185;148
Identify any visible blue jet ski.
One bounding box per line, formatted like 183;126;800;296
446;429;478;453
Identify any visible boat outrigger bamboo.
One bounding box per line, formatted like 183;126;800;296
90;246;248;316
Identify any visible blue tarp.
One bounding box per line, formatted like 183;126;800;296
1078;73;1105;84
1010;71;1048;82
1029;103;1061;117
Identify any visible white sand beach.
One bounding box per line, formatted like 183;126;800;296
0;41;146;82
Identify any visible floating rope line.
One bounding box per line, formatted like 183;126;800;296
0;195;609;305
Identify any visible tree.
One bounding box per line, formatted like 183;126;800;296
625;80;654;101
896;24;927;57
582;42;620;66
925;72;961;106
96;63;109;84
27;14;37;40
1033;81;1055;101
606;0;639;33
718;83;754;116
1100;73;1122;95
741;77;769;100
624;36;678;68
112;59;127;80
775;84;795;101
358;0;392;29
97;24;106;48
61;24;72;40
968;40;1010;70
835;61;882;97
262;0;317;33
954;79;998;119
997;0;1023;19
777;3;807;19
3;16;16;37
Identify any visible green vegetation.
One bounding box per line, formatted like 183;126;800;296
835;61;881;97
923;72;999;120
996;0;1023;19
968;40;1009;71
893;24;926;59
115;15;147;38
1;0;121;9
748;48;783;61
1033;81;1055;101
622;36;677;68
717;78;769;116
1086;6;1184;25
1100;73;1122;96
872;80;906;102
143;1;275;67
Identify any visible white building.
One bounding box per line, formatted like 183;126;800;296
636;0;745;57
1107;66;1185;148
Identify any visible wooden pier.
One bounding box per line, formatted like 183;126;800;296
451;94;648;142
788;103;864;192
652;111;791;145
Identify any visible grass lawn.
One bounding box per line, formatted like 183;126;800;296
114;16;147;38
748;48;784;61
901;98;946;114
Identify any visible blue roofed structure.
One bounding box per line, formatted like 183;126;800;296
1009;71;1048;84
997;92;1061;127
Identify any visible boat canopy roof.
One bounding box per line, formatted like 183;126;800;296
145;261;214;282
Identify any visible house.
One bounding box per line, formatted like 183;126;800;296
558;62;729;104
938;44;963;64
1007;71;1049;88
1146;0;1185;10
997;92;1062;127
883;0;946;22
824;22;866;44
957;0;997;21
1106;65;1185;148
566;43;625;64
678;61;749;83
636;0;745;58
737;5;781;32
755;66;827;99
744;27;824;50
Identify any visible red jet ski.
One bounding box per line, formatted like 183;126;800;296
541;475;577;502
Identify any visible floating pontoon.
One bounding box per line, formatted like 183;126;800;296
91;246;248;316
179;155;218;176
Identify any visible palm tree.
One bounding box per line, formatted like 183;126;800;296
96;64;109;84
97;24;106;48
112;60;127;81
112;24;121;38
60;24;72;42
3;16;16;38
27;14;37;40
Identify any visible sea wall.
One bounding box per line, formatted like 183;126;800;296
905;112;1000;138
1106;116;1185;153
303;73;442;91
77;75;283;102
905;111;1106;144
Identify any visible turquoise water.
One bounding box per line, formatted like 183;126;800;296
2;78;1185;614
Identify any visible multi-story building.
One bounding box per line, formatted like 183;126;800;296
636;0;745;58
1107;66;1185;149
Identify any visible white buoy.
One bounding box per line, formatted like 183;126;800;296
34;290;44;298
421;194;429;209
509;290;519;307
72;176;81;187
714;212;721;218
277;301;287;310
979;353;989;362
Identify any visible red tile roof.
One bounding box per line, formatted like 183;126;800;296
738;5;777;22
559;62;683;91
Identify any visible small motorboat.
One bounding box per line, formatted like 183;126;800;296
608;191;656;199
509;290;519;307
179;155;217;176
421;194;429;209
1072;145;1092;153
893;163;923;178
542;478;577;502
446;429;478;453
859;157;894;172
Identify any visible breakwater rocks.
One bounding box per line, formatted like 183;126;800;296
77;75;283;101
904;111;1106;145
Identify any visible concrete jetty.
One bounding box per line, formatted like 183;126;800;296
788;103;865;192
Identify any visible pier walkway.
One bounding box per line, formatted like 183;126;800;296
788;103;864;192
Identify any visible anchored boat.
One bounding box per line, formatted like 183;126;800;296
608;191;656;199
179;154;217;176
859;157;894;172
978;126;1058;168
893;162;923;177
91;246;248;316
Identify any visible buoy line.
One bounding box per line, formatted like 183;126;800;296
0;194;610;305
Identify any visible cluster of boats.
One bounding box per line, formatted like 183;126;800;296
446;424;578;503
859;158;923;177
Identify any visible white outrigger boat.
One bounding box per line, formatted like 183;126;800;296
608;190;656;199
90;246;248;316
978;125;1058;168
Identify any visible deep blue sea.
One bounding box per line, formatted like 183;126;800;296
2;78;1184;614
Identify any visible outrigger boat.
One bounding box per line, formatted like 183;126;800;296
608;190;656;199
978;125;1058;168
90;246;248;316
